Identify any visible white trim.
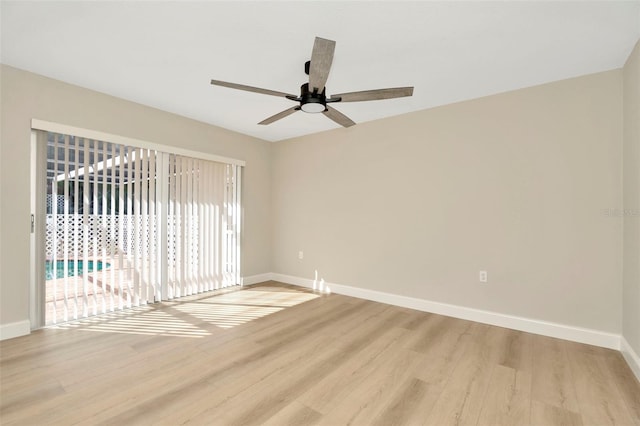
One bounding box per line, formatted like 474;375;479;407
30;131;37;326
270;272;621;350
271;273;315;289
241;273;273;286
234;166;242;285
621;337;640;383
0;320;31;341
31;119;246;167
30;131;47;328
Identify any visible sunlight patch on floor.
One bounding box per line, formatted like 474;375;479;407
52;286;320;335
174;288;320;329
199;289;320;306
54;306;211;338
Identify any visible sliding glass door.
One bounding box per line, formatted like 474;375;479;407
38;130;241;325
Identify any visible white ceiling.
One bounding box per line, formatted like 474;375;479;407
2;1;639;142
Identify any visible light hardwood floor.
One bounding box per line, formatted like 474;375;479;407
1;282;639;425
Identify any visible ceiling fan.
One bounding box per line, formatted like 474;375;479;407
211;37;414;128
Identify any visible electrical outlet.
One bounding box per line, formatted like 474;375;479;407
479;270;488;283
298;251;304;260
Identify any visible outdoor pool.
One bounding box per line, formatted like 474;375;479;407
45;260;111;280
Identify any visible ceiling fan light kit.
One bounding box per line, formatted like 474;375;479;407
300;101;325;114
211;36;414;128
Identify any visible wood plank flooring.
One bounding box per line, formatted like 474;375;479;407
1;281;639;425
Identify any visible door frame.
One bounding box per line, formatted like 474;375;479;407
29;120;245;329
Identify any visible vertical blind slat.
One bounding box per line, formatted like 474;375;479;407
168;154;176;299
100;140;108;313
180;156;187;298
110;142;117;311
141;148;148;304
187;157;193;295
133;148;140;306
118;147;125;310
82;138;90;317
51;134;59;323
149;150;157;302
72;136;80;319
205;160;210;291
63;135;70;322
91;140;99;314
126;147;134;308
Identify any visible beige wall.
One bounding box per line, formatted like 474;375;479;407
272;70;623;333
0;65;272;326
623;40;640;354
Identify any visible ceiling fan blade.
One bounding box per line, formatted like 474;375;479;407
258;107;299;125
308;37;336;93
211;80;295;98
331;87;414;102
323;106;355;128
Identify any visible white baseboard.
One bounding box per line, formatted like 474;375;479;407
271;273;316;289
621;337;640;382
241;273;275;286
0;320;31;341
270;272;621;350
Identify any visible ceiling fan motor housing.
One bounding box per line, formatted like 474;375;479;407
299;82;327;113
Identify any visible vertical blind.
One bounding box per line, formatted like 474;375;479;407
43;131;241;325
166;154;241;299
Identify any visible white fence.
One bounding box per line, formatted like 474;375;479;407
45;214;196;261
